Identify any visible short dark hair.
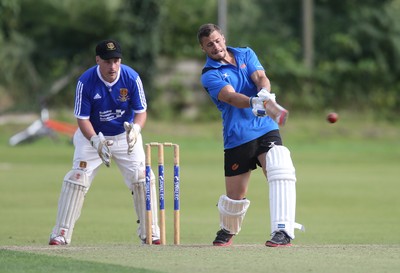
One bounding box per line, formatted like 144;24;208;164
197;24;222;44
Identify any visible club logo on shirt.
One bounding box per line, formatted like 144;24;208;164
240;63;246;69
222;72;229;79
118;88;129;102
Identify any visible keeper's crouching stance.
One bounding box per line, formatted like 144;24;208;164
50;39;161;246
49;130;161;245
49;161;160;245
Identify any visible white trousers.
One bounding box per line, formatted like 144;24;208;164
72;129;144;191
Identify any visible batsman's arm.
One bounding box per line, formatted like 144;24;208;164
217;85;253;108
251;70;271;93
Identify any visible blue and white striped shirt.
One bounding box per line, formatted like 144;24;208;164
74;64;147;136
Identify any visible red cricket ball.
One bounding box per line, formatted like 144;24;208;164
327;112;338;123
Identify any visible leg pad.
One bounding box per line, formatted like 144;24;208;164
51;168;89;244
218;195;250;235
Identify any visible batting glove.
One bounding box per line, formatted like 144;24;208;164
249;96;267;117
124;122;141;154
257;88;276;102
256;89;288;126
90;132;113;167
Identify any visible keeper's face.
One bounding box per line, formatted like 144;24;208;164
96;57;121;83
200;30;227;61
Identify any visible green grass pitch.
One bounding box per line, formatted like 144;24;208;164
1;114;400;273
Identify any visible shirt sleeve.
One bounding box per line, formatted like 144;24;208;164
74;80;91;119
201;69;230;101
130;75;147;113
245;47;265;75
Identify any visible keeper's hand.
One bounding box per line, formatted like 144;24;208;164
250;96;267;117
124;122;141;154
90;132;113;167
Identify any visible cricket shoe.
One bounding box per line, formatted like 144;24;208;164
141;238;161;245
213;229;234;246
265;230;292;247
49;235;67;245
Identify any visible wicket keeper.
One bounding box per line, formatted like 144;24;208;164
49;40;160;245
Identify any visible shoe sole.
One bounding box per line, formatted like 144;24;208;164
142;240;161;245
49;240;66;246
265;241;292;247
213;239;233;246
213;242;232;246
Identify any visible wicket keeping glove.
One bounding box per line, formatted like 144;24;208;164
90;132;113;167
124;122;141;154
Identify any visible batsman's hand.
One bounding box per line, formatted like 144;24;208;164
257;88;276;102
90;132;113;167
250;96;267;117
124;122;141;154
256;88;288;126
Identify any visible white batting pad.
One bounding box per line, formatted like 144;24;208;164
51;168;89;244
218;195;250;235
133;169;160;240
266;145;303;239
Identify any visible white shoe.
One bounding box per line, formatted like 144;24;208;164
141;238;161;245
49;235;67;245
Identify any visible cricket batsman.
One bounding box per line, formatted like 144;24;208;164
197;24;304;247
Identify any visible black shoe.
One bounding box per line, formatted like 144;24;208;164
265;230;292;247
213;229;234;246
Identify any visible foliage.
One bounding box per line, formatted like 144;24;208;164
1;0;400;120
310;0;400;118
115;0;163;103
159;0;217;58
0;0;162;111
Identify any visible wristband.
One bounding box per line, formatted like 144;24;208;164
249;96;254;108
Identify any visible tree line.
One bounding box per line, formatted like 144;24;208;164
1;0;399;120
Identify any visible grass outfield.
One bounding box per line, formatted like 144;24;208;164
1;112;400;273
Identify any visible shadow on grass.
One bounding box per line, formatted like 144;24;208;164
0;249;161;273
